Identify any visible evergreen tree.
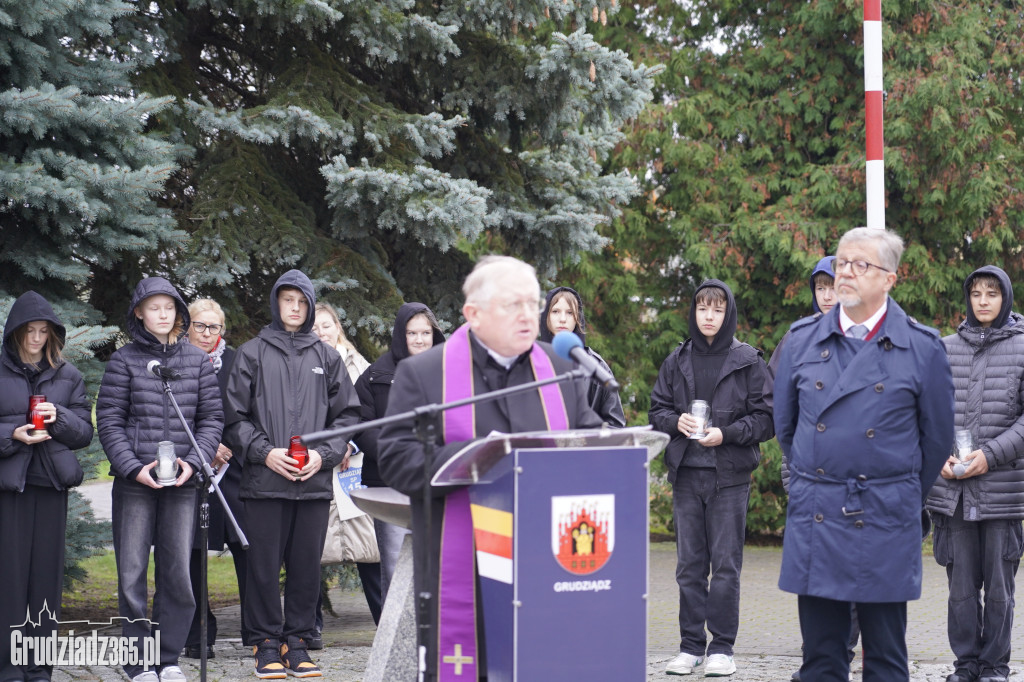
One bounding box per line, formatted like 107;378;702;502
127;0;655;342
562;0;1024;534
0;0;180;580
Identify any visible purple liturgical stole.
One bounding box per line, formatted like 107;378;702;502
436;324;568;680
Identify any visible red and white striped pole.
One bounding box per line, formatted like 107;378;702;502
864;0;884;229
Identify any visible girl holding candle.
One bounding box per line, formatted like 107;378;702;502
0;291;94;682
97;278;224;682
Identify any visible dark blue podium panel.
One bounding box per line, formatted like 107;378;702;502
470;445;648;682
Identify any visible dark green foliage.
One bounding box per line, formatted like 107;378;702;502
0;0;178;583
562;0;1024;535
119;0;654;345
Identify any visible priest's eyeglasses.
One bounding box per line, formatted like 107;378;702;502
497;298;544;316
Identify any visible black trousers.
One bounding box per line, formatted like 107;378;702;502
0;486;68;682
186;538;249;647
243;498;329;646
798;595;907;682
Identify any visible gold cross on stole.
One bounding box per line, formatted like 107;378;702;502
442;643;474;675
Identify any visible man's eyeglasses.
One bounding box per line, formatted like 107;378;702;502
496;298;544;316
191;321;224;335
834;258;891;276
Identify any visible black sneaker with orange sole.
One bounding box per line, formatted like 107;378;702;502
281;639;322;678
253;639;287;679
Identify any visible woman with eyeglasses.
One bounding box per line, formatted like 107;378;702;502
182;298;250;660
0;291;93;682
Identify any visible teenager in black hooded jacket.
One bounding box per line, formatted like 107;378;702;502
648;279;773;677
0;291;93;682
354;301;445;605
223;269;360;679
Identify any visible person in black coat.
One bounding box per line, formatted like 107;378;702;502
97;277;224;682
354;302;445;605
378;256;603;681
183;298;250;659
539;286;626;427
0;291;94;682
649;279;774;677
223;270;360;679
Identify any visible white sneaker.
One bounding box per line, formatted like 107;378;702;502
159;666;187;682
704;653;737;677
666;652;705;675
131;672;158;682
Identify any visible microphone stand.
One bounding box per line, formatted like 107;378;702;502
158;375;248;682
302;366;590;682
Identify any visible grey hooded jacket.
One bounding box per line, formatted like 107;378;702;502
926;266;1024;520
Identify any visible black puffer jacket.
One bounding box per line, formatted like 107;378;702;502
224;269;360;500
926;266;1024;520
539;286;626;428
354;302;445;487
0;292;93;491
97;278;224;482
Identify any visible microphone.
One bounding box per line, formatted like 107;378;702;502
147;359;181;381
551;331;620;390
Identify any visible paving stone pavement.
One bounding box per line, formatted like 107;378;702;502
66;482;1021;680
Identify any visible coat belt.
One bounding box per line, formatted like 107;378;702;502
790;463;915;516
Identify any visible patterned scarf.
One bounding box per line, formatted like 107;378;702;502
186;334;226;373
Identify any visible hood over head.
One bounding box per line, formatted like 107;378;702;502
390;302;445;361
3;291;66;366
809;256;836;314
539;286;587;344
126;277;189;345
964;265;1014;329
689;279;737;354
269;269;316;334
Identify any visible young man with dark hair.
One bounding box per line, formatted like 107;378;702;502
649;280;774;677
224;270;360;679
926;265;1024;682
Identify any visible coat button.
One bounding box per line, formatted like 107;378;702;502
816;468;825;475
866;429;875;438
883;340;894;351
817;423;826;432
815;380;824;390
820;349;830;359
874;383;884;393
854;520;864;528
814;513;824;522
858;475;867;481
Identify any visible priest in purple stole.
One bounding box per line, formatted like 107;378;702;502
378;255;603;681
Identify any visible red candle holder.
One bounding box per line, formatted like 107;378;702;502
27;395;47;437
288;435;308;473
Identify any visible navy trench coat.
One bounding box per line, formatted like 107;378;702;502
773;298;953;602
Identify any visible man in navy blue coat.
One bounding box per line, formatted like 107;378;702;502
773;227;954;681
